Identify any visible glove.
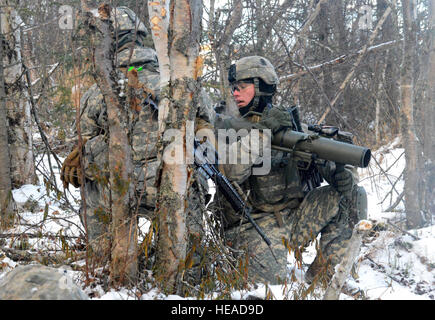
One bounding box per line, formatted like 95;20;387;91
333;164;354;198
60;138;87;189
255;105;294;134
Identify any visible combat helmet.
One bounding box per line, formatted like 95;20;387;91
228;56;279;113
111;7;147;36
103;7;158;70
89;6;148;53
229;56;279;86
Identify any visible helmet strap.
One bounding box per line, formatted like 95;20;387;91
249;77;275;112
237;78;275;116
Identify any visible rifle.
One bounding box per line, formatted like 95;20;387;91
193;138;279;263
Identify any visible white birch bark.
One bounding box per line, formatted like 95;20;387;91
0;8;15;229
148;0;171;133
148;0;203;294
0;1;36;187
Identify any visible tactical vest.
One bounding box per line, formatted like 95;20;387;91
218;112;305;213
246;148;305;212
249;114;305;212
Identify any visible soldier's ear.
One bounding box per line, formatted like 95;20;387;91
258;78;276;94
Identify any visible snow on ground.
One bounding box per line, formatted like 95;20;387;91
354;138;434;300
0;137;433;300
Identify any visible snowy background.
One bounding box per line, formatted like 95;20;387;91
0;137;433;300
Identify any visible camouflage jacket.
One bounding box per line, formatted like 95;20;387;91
213;107;357;227
215;111;304;219
78;45;214;213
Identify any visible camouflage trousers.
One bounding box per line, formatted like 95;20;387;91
79;173;208;273
80;179;112;262
224;185;366;285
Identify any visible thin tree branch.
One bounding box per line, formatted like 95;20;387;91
317;6;393;124
288;0;329;60
383;191;405;213
280;40;401;82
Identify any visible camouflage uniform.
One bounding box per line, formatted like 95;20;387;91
213;56;367;285
62;7;214;265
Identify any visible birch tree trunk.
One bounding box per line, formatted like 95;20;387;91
0;0;36;188
400;0;424;229
0;10;15;229
148;0;203;294
84;4;137;286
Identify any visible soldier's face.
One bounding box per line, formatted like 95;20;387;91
231;82;255;108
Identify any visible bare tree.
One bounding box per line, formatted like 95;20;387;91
421;0;435;220
148;0;203;294
208;0;243;116
378;0;400;142
81;3;138;286
0;7;15;229
0;0;36;188
400;0;424;229
424;0;435;218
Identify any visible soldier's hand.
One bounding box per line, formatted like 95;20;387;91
60;139;87;189
256;105;293;134
333;164;354;198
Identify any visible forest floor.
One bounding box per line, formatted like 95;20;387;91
0;137;434;300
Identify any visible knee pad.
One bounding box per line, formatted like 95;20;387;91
352;186;368;222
